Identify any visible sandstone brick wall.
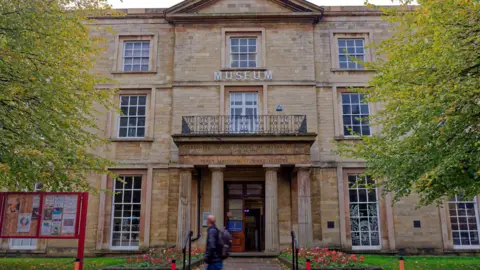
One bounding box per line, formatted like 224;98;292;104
393;194;444;253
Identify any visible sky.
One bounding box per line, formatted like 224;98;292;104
108;0;410;8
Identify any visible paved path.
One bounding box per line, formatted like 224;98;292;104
222;258;286;270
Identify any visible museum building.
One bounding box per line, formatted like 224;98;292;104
2;0;480;256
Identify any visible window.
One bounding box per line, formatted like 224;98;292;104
338;39;365;69
9;239;38;250
229;92;258;133
118;95;147;138
342;93;370;136
449;195;480;248
110;176;142;250
123;41;150;72
348;174;380;249
230;37;257;68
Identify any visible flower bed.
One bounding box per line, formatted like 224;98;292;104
105;248;204;269
279;248;381;270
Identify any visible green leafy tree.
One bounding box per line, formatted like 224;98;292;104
0;0;116;191
339;0;480;205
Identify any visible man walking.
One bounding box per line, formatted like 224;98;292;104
205;215;223;270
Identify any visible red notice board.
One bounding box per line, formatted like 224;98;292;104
0;192;89;269
0;192;87;239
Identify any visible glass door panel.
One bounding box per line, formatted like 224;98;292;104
229;92;258;133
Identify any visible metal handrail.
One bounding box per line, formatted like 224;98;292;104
182;231;193;270
291;231;299;270
181;115;308;135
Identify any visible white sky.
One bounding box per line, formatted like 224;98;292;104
108;0;410;8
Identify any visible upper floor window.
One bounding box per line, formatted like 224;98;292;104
338;39;365;69
449;195;480;249
123;41;150;72
342;93;370;136
230;37;257;68
119;95;147;138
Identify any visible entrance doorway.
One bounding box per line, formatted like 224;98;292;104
225;183;265;252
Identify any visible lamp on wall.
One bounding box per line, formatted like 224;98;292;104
276;105;283;112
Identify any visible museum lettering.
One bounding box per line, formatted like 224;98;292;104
214;71;273;81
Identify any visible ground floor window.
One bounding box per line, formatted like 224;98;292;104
449;195;480;248
348;174;380;249
110;176;142;250
9;239;37;250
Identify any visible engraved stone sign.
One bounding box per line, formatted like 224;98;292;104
176;141;312;165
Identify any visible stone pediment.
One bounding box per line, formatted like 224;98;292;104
165;0;324;14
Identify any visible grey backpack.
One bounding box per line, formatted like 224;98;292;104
217;228;232;259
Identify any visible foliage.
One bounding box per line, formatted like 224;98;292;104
125;248;204;268
280;248;365;268
338;0;480;205
0;0;117;191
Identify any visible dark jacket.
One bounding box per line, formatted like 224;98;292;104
205;224;222;264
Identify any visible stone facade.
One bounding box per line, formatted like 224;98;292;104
2;0;479;256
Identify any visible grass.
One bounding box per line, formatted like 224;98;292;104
1;255;480;269
361;255;480;270
0;257;126;270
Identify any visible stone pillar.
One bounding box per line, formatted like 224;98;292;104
210;165;226;228
176;166;193;248
297;165;313;248
264;165;280;253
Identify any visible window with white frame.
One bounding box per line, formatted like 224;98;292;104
348;174;380;249
123;41;150;72
338;39;365;69
229;92;259;133
342;93;370;136
119;95;147;138
449;195;480;248
9;238;38;250
111;176;142;249
230;37;257;68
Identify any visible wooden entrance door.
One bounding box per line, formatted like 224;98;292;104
225;182;264;253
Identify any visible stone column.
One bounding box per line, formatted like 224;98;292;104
297;165;313;248
264;165;280;253
176;166;193;248
210;165;226;228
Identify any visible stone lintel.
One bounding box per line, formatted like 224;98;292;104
294;164;312;172
208;165;226;171
263;164;281;171
178;164;195;171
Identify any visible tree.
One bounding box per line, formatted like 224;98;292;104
339;0;480;205
0;0;116;191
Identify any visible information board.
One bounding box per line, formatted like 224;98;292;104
0;192;82;239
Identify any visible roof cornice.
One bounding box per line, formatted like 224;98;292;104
165;0;324;14
164;12;323;24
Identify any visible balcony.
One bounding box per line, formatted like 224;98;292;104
181;115;308;135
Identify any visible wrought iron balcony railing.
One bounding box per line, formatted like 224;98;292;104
181;115;307;135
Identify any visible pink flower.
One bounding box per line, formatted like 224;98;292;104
359;256;365;262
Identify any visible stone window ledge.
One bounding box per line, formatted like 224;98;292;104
110;138;154;142
334;136;363;141
331;68;376;73
111;71;157;75
0;250;46;254
220;67;267;72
